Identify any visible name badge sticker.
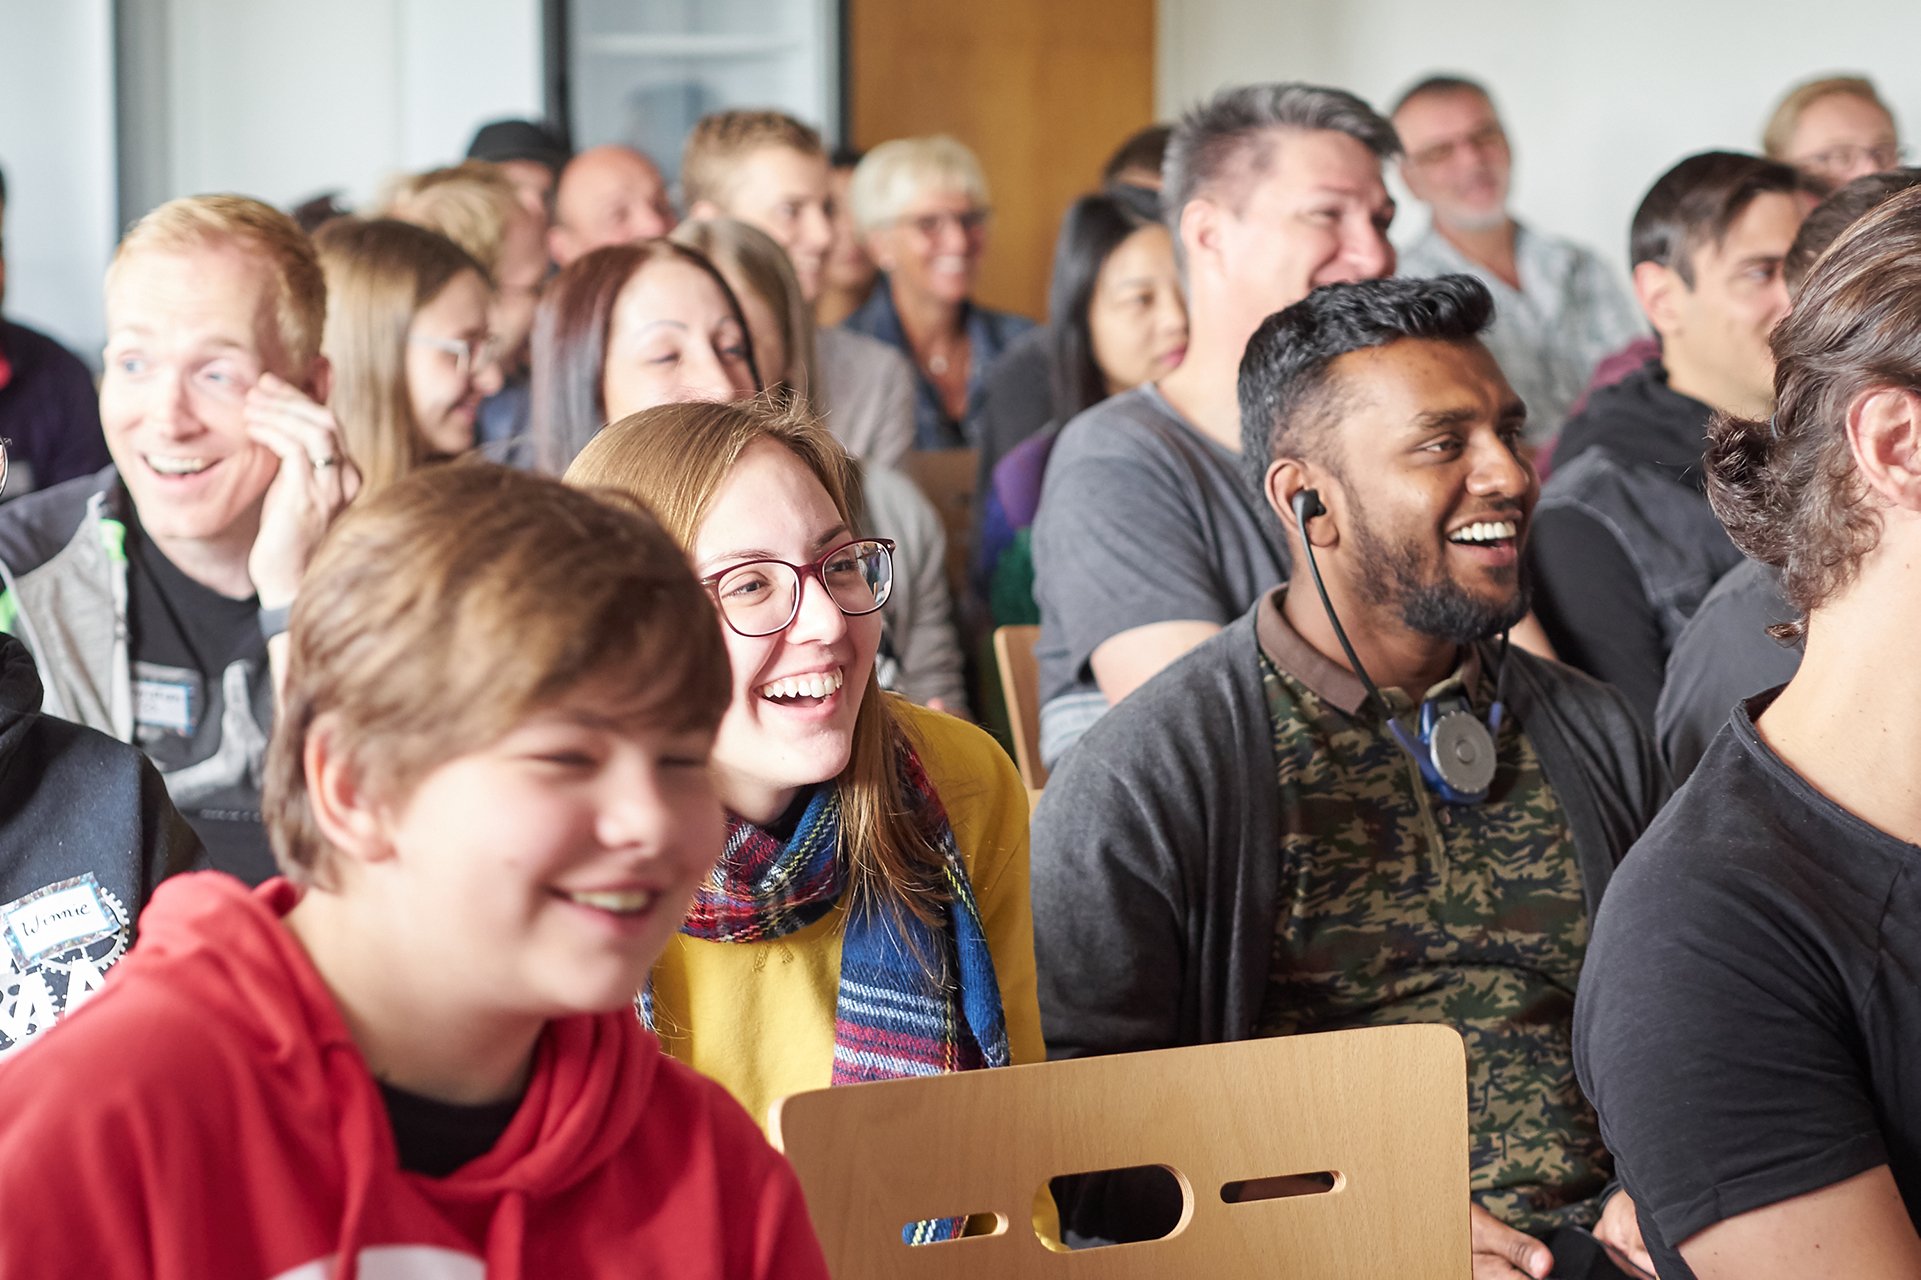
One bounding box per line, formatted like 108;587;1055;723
3;876;118;969
134;669;198;737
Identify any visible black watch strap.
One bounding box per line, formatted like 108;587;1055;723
258;603;293;643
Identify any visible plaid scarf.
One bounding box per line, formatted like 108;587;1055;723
677;745;1012;1242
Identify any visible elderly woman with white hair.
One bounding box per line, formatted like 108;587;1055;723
843;135;1035;449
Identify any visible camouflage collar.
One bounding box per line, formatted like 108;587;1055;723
1254;587;1482;718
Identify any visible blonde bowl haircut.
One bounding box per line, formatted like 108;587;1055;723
1763;75;1895;161
562;395;953;926
313;217;491;497
681;109;826;211
848;134;990;236
671;216;820;415
109;193;327;374
380;160;521;277
263;462;732;889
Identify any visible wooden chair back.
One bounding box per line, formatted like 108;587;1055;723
770;1024;1471;1278
900;447;979;606
992;624;1047;790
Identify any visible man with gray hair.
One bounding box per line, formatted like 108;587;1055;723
1393;76;1644;445
1031;82;1398;765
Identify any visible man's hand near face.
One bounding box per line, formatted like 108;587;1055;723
243;372;359;611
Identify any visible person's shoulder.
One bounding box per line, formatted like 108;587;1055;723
1509;644;1642;724
895;698;1022;796
975;304;1037;345
0;467;116;575
1053;607;1261;778
0;319;91;378
817;325;911;379
1050;387;1193;463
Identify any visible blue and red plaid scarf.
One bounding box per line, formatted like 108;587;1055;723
681;744;1012;1084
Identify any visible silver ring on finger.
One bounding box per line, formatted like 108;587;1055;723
310;454;337;471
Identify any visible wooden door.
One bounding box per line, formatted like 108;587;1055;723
847;0;1157;321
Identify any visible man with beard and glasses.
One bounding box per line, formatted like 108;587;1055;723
1031;275;1670;1279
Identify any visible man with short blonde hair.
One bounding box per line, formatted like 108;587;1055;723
1762;74;1903;193
0;194;358;880
680;108;914;467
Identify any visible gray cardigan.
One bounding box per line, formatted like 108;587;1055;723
1031;597;1670;1236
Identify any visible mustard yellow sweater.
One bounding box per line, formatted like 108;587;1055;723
650;700;1045;1132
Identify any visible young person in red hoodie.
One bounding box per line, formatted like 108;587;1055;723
0;463;831;1280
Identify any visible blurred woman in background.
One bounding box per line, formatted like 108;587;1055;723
844;136;1034;450
314;217;502;496
975;188;1186;628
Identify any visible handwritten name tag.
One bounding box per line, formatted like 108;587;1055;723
3;876;118;968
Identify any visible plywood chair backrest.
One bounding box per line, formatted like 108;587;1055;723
899;447;979;607
992;624;1047;790
769;1024;1470;1279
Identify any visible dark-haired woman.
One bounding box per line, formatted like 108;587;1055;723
975;190;1186;627
526;240;757;472
1574;186;1921;1280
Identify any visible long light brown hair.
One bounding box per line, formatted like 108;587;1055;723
314;217;489;495
563;396;950;923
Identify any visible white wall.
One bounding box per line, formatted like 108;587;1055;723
0;0;118;360
152;0;544;211
1157;0;1921;275
2;0;542;358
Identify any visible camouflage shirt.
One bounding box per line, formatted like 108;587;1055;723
1250;594;1609;1235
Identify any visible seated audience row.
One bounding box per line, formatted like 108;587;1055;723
0;62;1916;1279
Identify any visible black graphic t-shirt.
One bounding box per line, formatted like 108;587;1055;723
124;521;275;883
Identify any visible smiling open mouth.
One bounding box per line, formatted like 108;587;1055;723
1447;519;1519;547
146;455;216;476
556;887;656;916
758;668;844;705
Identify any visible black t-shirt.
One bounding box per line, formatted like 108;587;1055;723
378;1081;522;1178
1573;695;1921;1277
123;520;276;884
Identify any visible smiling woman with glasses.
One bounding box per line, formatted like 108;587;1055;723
562;397;1043;1217
843;135;1035;449
314;217;504;495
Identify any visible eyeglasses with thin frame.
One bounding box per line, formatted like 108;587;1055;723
895;207;992;240
1795;142;1907;178
700;538;896;638
409;333;500;380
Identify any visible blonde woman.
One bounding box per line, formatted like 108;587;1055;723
313;218;501;495
562;400;1039;1206
845;135;1035;448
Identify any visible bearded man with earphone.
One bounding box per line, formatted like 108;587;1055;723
1031;274;1670;1280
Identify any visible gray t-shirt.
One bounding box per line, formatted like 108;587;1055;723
1030;385;1289;762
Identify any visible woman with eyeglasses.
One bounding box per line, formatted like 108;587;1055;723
562;399;1042;1197
673;216;971;715
843;136;1035;449
312;218;502;496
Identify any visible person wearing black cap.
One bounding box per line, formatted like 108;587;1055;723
465;118;572;225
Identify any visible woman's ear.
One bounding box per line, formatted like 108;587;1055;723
1846;387;1921;513
303;714;397;869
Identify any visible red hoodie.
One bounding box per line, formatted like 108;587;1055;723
0;872;830;1279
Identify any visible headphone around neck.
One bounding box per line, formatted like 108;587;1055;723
1289;487;1507;805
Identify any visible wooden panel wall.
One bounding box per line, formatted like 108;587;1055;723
848;0;1157;321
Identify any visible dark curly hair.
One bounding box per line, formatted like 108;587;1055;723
1236;273;1495;492
1706;185;1921;639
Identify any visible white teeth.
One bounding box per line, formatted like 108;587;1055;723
147;456;213;476
561;888;655;914
758;668;845;701
1449;520;1518;545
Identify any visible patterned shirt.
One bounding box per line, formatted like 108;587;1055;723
1250;594;1608;1234
1398;222;1645;445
